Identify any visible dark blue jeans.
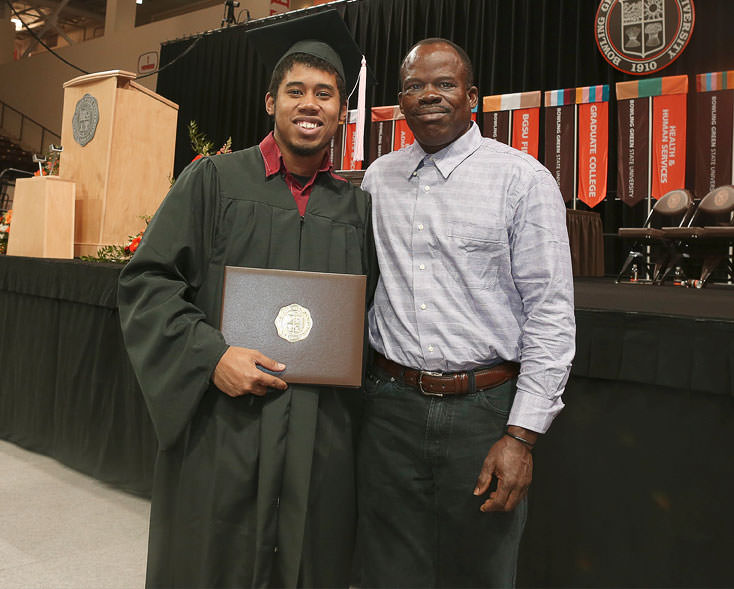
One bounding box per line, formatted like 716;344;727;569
357;364;527;588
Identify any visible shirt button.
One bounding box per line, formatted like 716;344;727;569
428;345;434;352
419;264;425;270
418;224;424;231
420;303;427;310
424;185;431;192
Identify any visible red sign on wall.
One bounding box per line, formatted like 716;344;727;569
137;51;158;74
270;0;290;15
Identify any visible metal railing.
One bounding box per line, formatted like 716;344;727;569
0;168;34;211
0;99;61;155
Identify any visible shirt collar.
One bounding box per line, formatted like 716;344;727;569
258;131;332;179
405;122;483;180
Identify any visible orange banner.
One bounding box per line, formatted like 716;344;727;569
652;93;687;199
511;108;539;158
393;119;415;151
577;101;608;208
342;119;362;170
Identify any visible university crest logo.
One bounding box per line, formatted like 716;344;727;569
595;0;695;75
72;93;100;147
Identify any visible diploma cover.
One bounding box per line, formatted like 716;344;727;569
220;266;367;387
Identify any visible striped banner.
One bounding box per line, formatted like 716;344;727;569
543;84;610;207
695;71;734;196
543;100;575;201
482;90;541;112
615;75;689;204
482;91;541;158
578;85;610;208
544;84;609;107
696;71;734;93
616;75;689;100
544;88;577;108
371;105;402;121
617;98;650;206
577;84;609;104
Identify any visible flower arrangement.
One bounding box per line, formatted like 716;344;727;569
0;210;12;255
188;120;232;160
80;216;150;263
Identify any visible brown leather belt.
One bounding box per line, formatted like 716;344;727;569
372;352;519;396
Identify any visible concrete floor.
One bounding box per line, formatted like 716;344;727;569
0;439;150;589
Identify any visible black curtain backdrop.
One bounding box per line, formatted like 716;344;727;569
0;257;157;496
157;0;734;274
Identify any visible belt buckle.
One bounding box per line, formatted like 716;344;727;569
418;371;444;396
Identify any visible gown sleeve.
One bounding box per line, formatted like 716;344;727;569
362;193;379;307
118;157;229;450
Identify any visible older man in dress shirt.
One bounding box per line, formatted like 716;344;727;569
357;38;575;588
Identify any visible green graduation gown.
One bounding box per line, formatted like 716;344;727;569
117;147;376;588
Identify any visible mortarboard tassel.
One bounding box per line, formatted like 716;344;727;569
353;56;367;162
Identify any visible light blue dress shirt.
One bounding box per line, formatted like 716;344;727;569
362;123;575;433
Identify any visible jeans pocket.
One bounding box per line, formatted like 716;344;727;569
474;377;516;417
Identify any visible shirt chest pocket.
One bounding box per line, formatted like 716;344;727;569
440;222;508;290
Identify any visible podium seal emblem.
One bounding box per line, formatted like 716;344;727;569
275;303;313;343
72;93;100;147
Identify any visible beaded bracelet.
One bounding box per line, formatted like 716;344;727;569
504;429;535;450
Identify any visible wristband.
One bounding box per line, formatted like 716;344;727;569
504;428;534;450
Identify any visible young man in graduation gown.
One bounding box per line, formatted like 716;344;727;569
118;12;376;588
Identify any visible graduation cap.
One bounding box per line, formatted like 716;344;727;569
248;9;371;161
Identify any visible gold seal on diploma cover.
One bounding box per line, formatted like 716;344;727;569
275;304;313;343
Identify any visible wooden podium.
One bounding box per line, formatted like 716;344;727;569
59;70;178;257
6;176;76;258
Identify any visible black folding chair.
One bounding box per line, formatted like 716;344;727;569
616;189;695;284
660;185;734;286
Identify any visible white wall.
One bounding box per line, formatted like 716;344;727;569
0;0;270;137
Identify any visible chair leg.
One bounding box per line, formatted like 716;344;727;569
650;245;671;284
700;254;725;286
657;250;684;284
616;249;644;283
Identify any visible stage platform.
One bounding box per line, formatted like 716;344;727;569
0;256;732;587
574;276;734;321
522;276;734;587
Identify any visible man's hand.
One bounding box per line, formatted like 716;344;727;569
473;426;537;512
212;346;288;397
